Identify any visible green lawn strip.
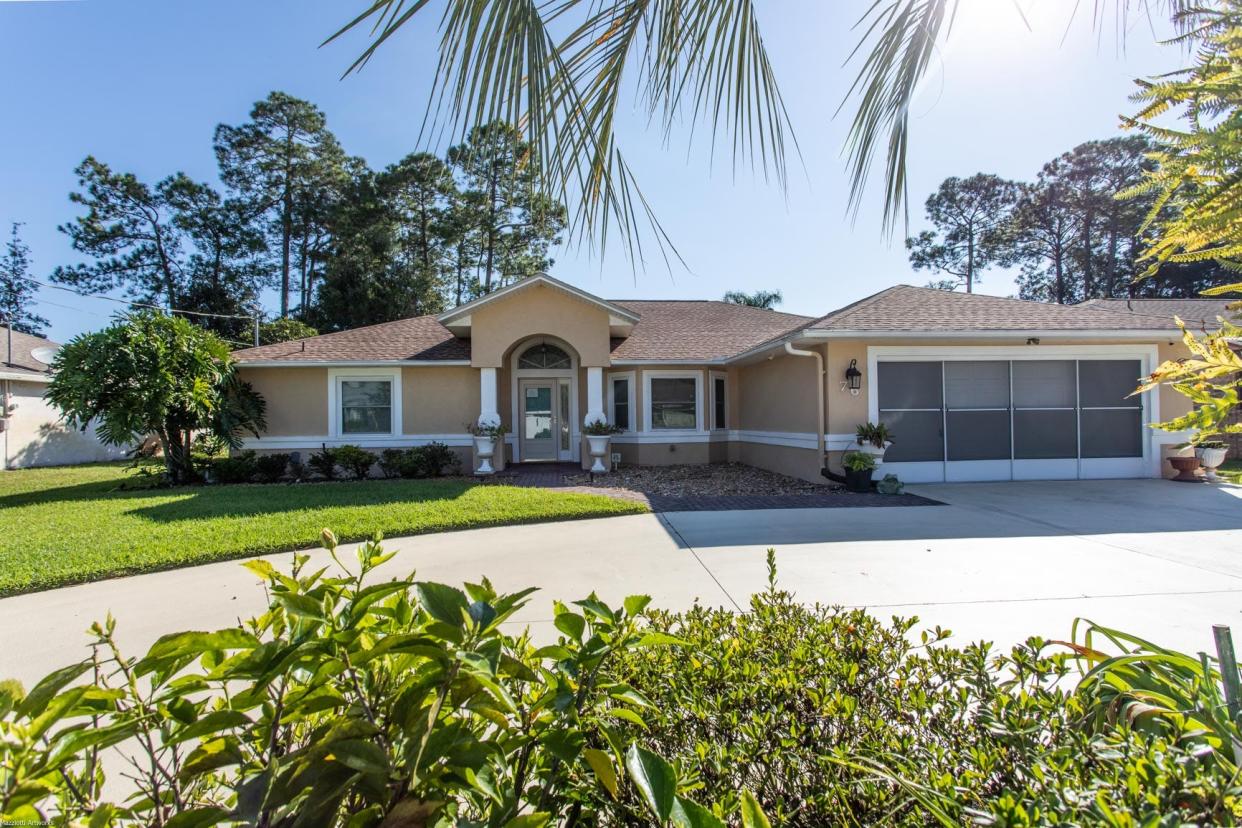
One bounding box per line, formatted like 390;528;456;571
1220;460;1242;484
0;463;646;596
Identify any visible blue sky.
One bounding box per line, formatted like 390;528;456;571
0;0;1181;343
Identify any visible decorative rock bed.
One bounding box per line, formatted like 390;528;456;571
564;462;843;497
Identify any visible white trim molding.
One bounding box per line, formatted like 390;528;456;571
237;360;469;368
327;367;403;440
243;433;472;450
643;369;704;434
437;273;639;326
0;371;50;384
606;370;637;432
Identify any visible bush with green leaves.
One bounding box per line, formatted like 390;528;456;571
252;452;290;483
380;443;462;479
3;545;1241;826
0;532;761;827
210;450;258;484
334;445;375;480
602;553;1242;825
307;445;341;480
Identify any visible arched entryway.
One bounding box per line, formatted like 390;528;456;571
510;337;579;462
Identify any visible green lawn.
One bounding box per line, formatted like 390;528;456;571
1221;460;1242;484
0;463;646;596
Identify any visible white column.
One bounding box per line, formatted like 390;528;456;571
585;366;605;426
478;367;499;427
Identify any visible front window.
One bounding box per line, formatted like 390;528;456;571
650;377;697;430
712;376;727;430
612;377;631;431
518;342;571;369
340;379;393;434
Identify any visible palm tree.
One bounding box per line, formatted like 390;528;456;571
327;1;1189;252
722;289;782;309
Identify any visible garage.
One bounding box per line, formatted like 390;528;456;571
870;347;1156;482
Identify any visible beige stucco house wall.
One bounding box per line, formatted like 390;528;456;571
232;276;1202;484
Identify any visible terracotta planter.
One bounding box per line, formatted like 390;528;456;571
1196;446;1229;481
1168;454;1203;483
473;436;496;475
586;435;611;474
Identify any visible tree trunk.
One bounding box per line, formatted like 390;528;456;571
965;234;975;294
1081;206;1095;299
484;164;499;293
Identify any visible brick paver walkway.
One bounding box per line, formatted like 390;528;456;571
490;463;941;511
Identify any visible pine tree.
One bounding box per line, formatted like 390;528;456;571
0;224;48;336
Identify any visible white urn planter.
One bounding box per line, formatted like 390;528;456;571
1196;445;1229;481
853;441;892;466
586;435;611;474
473;436;496;475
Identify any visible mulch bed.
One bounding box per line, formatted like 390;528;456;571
557;463;942;511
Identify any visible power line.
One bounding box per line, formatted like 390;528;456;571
23;275;259;321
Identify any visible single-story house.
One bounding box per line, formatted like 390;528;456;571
1;329;127;470
232;275;1204;483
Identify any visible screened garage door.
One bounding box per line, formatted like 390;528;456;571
877;359;1148;482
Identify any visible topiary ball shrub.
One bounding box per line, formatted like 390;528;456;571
334;444;375;480
211;450;257;484
253;452;290;484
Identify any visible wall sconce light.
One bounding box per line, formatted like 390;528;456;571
1026;337;1041;345
844;359;862;396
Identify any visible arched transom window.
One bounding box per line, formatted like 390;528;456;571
518;342;572;370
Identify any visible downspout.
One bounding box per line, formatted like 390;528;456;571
784;342;826;475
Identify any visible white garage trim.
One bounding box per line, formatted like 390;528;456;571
866;344;1162;481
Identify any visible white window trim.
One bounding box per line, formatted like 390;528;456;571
865;344;1162;478
709;371;729;431
607;371;637;432
643;369;704;434
328;367;403;439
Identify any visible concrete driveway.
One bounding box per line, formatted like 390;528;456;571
2;479;1240;687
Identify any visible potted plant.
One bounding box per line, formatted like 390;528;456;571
466;418;507;475
582;418;621;474
1167;443;1202;483
853;422;893;465
842;450;877;493
1195;440;1230;482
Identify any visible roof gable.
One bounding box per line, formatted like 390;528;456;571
437;274;639;335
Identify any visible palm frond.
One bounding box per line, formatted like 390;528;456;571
326;0;795;267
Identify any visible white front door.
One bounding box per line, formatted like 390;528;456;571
519;380;559;462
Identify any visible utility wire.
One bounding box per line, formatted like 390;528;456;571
22;275;259;320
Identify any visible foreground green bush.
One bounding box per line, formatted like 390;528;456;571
2;543;1239;826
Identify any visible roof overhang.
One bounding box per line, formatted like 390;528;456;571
235;360;471;368
436;274;639;337
0;370;51;383
726;327;1182;365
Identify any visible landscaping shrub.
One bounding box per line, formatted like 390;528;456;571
0;533;747;826
378;447;409;478
307;445;340;480
210;450;257;484
2;543;1239;826
252;452;290;483
378;443;461;479
333;444;375;480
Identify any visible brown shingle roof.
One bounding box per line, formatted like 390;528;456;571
1079;298;1239;330
233;316;470;363
232;301;810;364
232;285;1185;366
608;301;810;361
806;285;1177;332
2;329;57;376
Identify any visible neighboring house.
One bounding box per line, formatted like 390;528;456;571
233;275;1199;483
1;329;127;469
